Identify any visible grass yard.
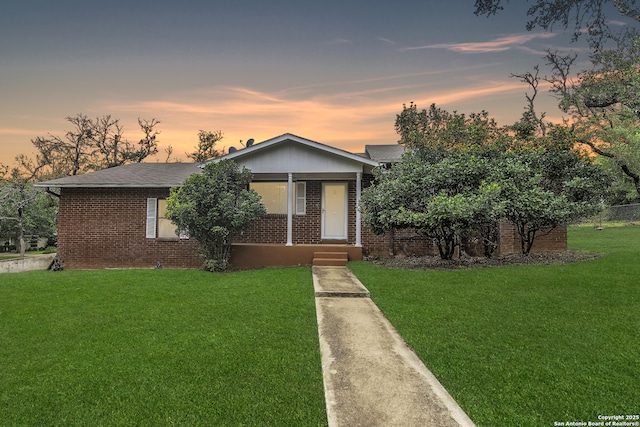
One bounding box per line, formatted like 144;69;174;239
349;225;640;427
0;268;327;426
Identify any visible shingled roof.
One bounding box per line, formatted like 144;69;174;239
36;163;202;188
364;145;405;163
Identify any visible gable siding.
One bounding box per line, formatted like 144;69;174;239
58;187;202;269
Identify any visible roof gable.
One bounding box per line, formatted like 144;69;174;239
213;133;379;174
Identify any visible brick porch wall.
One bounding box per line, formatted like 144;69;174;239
57;187;202;269
233;180;356;245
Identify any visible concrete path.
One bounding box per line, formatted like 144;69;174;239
312;266;475;427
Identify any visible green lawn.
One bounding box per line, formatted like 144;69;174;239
349;225;640;426
2;227;638;426
0;268;327;426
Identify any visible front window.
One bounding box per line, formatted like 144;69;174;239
146;198;185;239
250;182;306;215
157;199;178;238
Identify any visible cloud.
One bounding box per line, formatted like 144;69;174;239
278;65;501;97
321;37;352;45
0;127;42;136
401;33;557;53
103;72;545;158
377;37;396;45
607;19;628;27
1;72;560;164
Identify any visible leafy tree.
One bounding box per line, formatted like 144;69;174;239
362;149;606;258
494;152;607;254
361;150;504;259
395;102;511;154
365;103;608;258
551;39;640;200
165;160;266;271
1;114;156;253
0;166;57;257
186;130;224;162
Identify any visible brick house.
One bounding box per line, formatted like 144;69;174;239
37;133;566;269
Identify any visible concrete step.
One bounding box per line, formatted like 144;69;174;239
313;251;348;266
313;258;348;266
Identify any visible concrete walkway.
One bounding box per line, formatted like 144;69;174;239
312;266;475;427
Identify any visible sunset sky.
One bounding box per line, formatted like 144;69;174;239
0;0;625;166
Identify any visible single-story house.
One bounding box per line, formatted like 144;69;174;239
37;133;566;269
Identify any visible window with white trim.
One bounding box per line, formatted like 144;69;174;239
250;181;306;215
146;198;186;239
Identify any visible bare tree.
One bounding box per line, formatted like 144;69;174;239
26;114;161;179
510;65;548;138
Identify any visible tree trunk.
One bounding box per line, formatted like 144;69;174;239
18;225;26;258
17;206;26;258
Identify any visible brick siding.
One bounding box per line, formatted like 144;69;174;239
497;222;568;254
57;177;568;269
58;187;202;269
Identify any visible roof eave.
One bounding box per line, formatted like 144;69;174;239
35;183;184;188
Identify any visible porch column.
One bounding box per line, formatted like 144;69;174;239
356;172;362;247
286;172;293;246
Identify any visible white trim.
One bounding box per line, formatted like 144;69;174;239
356;172;362;247
146;198;157;238
286;173;293;246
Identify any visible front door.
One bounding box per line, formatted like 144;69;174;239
322;182;348;240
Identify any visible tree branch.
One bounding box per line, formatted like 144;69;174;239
577;135;640;192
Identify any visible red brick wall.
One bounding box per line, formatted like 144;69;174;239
361;228;440;258
57;179;569;269
58;188;202;269
360;174;438;257
497;222;568;254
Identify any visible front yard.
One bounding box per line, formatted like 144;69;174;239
349;225;640;426
0;268;327;426
1;225;637;426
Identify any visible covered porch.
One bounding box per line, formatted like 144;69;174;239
214;134;379;268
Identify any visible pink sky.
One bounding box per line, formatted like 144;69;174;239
1;1;600;167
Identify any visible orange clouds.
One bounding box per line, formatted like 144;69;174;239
0;72;563;165
402;33;557;53
101;78;545;158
